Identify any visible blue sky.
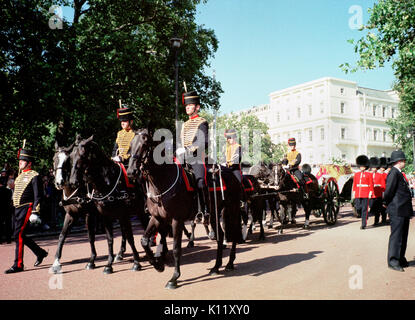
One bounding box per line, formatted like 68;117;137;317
62;1;396;114
195;0;396;114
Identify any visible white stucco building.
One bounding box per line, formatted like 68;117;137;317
230;77;400;165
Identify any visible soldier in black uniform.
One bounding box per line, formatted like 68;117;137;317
112;106;135;167
4;149;48;274
176;90;211;218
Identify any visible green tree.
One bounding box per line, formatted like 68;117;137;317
340;0;415;173
0;0;222;172
199;110;286;165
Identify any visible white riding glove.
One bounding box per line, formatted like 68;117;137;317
111;156;122;162
29;213;42;225
175;147;186;157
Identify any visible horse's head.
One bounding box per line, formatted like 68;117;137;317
53;141;74;189
127;129;151;179
274;162;286;186
69;135;94;188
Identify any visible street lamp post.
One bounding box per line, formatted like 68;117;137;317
170;37;183;133
356;90;368;155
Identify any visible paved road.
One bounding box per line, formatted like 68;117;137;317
1;201;415;300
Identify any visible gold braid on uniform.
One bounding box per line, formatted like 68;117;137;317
13;170;39;209
116;129;135;161
181;117;207;153
226;143;241;166
286;150;299;166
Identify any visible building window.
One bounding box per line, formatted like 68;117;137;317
372;105;377;117
340;102;345;114
320;102;324;114
373;129;378;141
340;88;344;95
391;108;396;118
286;110;290;120
298;131;302;143
276;112;280;122
382;106;386;118
341;128;346;140
308;129;313;142
308;105;312;116
383;131;387;142
297;107;301;119
320;128;325;141
342;154;346;160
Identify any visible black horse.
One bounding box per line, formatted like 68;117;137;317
273;163;319;231
50;142;100;273
127;129;243;289
69;135;146;274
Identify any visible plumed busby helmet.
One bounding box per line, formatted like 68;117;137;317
356;155;369;167
389;150;406;165
117;107;134;121
18;148;35;163
224;128;237;139
302;163;312;174
288;138;296;146
182;90;200;106
369;157;380;169
379;157;387;169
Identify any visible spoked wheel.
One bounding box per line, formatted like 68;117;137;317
323;178;340;225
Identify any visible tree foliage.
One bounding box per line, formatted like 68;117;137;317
199;110;286;165
340;0;415;173
0;0;222;172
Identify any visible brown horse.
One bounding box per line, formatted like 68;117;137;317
127;129;243;289
69;136;146;274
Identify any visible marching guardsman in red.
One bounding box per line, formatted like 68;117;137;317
369;157;384;226
353;155;374;230
176;90;211;218
283;137;308;198
112;104;135;167
4;148;48;274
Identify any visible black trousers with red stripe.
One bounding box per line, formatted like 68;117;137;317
355;198;370;228
12;204;45;268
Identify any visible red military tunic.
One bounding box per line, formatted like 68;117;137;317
372;171;385;199
353;170;374;198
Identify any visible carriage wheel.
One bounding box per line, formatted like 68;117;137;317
323;179;340;225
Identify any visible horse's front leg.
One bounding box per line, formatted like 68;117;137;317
209;209;224;275
165;219;184;289
225;242;237;271
186;220;195;248
119;215;141;271
141;216;162;271
115;233;126;262
103;215;115;274
85;211;97;269
50;210;74;274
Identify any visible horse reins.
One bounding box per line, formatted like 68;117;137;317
87;163;123;201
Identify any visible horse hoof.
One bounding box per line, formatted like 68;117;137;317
131;263;142;271
85;263;95;270
187;241;194;248
278;229;283;235
165;281;178;290
103;266;113;274
302;224;310;230
50;266;62;274
209;268;220;276
225;264;234;271
208;231;216;241
153;261;165;273
114;254;123;262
